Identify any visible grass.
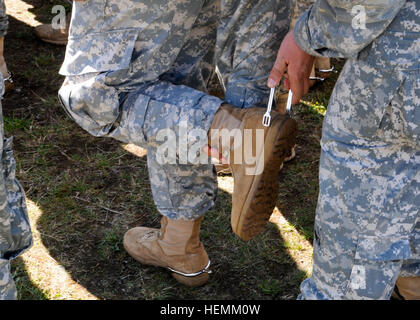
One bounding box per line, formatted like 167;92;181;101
4;116;31;131
3;0;344;300
98;228;123;259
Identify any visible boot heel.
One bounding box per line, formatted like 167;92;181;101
168;260;212;287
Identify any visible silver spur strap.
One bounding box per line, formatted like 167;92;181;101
309;76;325;81
3;71;13;83
286;89;293;115
167;260;212;277
317;66;337;73
262;87;275;127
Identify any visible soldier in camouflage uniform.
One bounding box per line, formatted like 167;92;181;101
0;73;33;300
59;0;297;286
0;0;33;300
269;0;419;299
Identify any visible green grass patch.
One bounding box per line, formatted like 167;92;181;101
98;228;122;259
4;117;31;132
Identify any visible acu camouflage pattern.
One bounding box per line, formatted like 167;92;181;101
59;0;291;220
0;74;33;299
294;0;420;299
291;0;314;19
0;0;7;38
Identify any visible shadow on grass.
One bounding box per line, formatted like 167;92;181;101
27;145;310;300
2;0;341;300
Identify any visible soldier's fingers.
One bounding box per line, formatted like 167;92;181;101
284;78;291;90
267;58;287;88
303;78;310;97
288;73;304;105
202;146;228;165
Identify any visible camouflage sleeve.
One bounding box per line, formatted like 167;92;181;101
0;0;8;38
293;0;407;58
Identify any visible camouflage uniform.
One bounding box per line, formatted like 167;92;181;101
0;0;7;38
293;0;420;299
292;0;331;77
58;0;292;220
0;77;33;300
1;0;33;300
292;0;314;18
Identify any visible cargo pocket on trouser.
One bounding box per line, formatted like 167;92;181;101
60;29;138;76
322;59;402;142
1;137;32;261
58;74;124;139
58;29;139;139
344;235;412;300
375;69;420;149
400;70;420;148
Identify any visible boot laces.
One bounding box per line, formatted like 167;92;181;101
138;229;160;242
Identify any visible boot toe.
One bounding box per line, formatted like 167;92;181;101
123;227;160;262
34;24;68;45
34;24;51;39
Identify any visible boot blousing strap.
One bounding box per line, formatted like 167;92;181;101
3;71;13;83
167;260;212;277
317;66;336;73
286;89;293;114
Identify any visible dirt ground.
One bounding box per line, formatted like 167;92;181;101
4;0;344;300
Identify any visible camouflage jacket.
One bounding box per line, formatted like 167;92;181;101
293;0;419;70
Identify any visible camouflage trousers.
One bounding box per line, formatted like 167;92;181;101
0;0;7;38
299;58;420;300
59;0;291;220
0;75;33;300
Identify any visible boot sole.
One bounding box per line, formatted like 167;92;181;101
232;115;297;241
36;38;68;46
123;230;210;287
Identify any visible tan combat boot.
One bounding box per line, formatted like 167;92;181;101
123;216;210;287
34;13;71;46
210;104;297;241
392;276;420;300
274;91;297;165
